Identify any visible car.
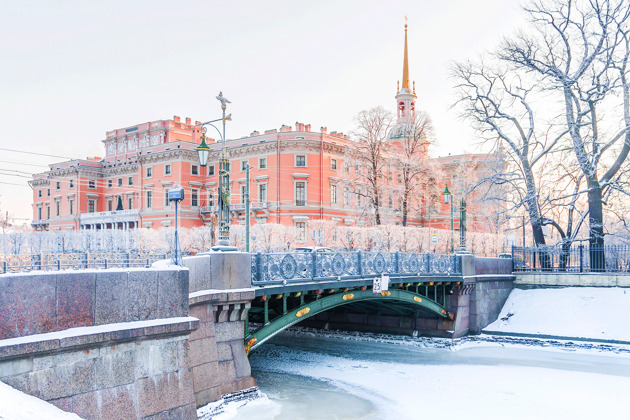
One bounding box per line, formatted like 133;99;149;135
294;246;335;254
498;253;512;259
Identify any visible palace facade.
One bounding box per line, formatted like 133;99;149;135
29;23;503;242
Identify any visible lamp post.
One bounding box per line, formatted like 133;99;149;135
196;92;234;250
443;186;454;253
459;198;467;252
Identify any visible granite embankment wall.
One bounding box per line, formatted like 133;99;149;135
514;272;630;287
466;256;515;334
183;252;256;408
0;268;198;419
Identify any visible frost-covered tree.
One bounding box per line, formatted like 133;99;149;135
345;107;394;225
389;111;434;226
499;0;630;268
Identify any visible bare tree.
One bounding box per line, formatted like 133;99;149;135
499;0;630;268
346;107;394;225
390;111;434;226
453;62;561;247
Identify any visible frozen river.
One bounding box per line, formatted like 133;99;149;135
222;330;630;420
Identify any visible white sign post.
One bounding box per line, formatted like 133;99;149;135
373;274;389;293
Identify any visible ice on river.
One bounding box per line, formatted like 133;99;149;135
214;285;630;420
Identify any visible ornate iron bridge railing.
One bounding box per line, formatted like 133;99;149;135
0;252;170;274
251;251;461;285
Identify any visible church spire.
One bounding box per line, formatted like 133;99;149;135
402;17;410;92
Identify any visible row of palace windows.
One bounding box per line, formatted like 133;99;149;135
145;164;205;178
238;156;338;171
107;176;134;188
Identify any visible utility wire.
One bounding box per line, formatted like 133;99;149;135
0;147;77;160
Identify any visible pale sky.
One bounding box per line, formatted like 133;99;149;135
0;0;526;223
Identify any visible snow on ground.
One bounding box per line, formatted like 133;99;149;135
484;287;630;341
0;381;82;420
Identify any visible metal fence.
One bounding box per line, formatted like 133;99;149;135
0;252;170;274
512;245;630;273
251;251;461;284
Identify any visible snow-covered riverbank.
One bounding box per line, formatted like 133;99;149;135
483;287;630;342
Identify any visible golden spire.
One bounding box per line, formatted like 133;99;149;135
402;16;410;91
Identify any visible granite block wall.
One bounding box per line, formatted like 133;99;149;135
0;268;189;340
469;278;515;333
188;290;256;408
1;335;196;419
184;252;251;293
0;268;197;419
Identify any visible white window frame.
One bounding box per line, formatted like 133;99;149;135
331;159;337;170
192;165;199;176
295;155;306;167
146;167;153;178
330;183;337;205
241;160;249;172
295;221;306;242
191;188;199;207
146;191;153;208
259;157;267;169
258;183;267;202
295;181;306;206
165;164;171;176
88;180;96;189
240;185;247;203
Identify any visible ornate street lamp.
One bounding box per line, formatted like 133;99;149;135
443;186;454;253
196;92;234;250
196;137;210;167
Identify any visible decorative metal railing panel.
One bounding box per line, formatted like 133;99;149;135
252;251;460;284
512;245;630;273
1;252;170;274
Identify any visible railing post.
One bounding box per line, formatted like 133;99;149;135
34;254;41;271
146;258;150;268
311;252;318;279
104;258;108;270
511;245;515;272
357;250;363;277
256;252;262;283
2;261;6;274
57;259;61;271
579;244;584;273
82;252;88;269
125;252;130;268
395;251;400;274
426;252;431;274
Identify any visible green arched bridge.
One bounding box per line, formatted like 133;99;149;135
245;250;468;353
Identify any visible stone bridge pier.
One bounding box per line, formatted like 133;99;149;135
183;252;256;408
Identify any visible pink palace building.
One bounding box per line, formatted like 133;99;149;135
29;24;502;242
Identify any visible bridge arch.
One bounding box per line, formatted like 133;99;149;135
245;288;449;353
